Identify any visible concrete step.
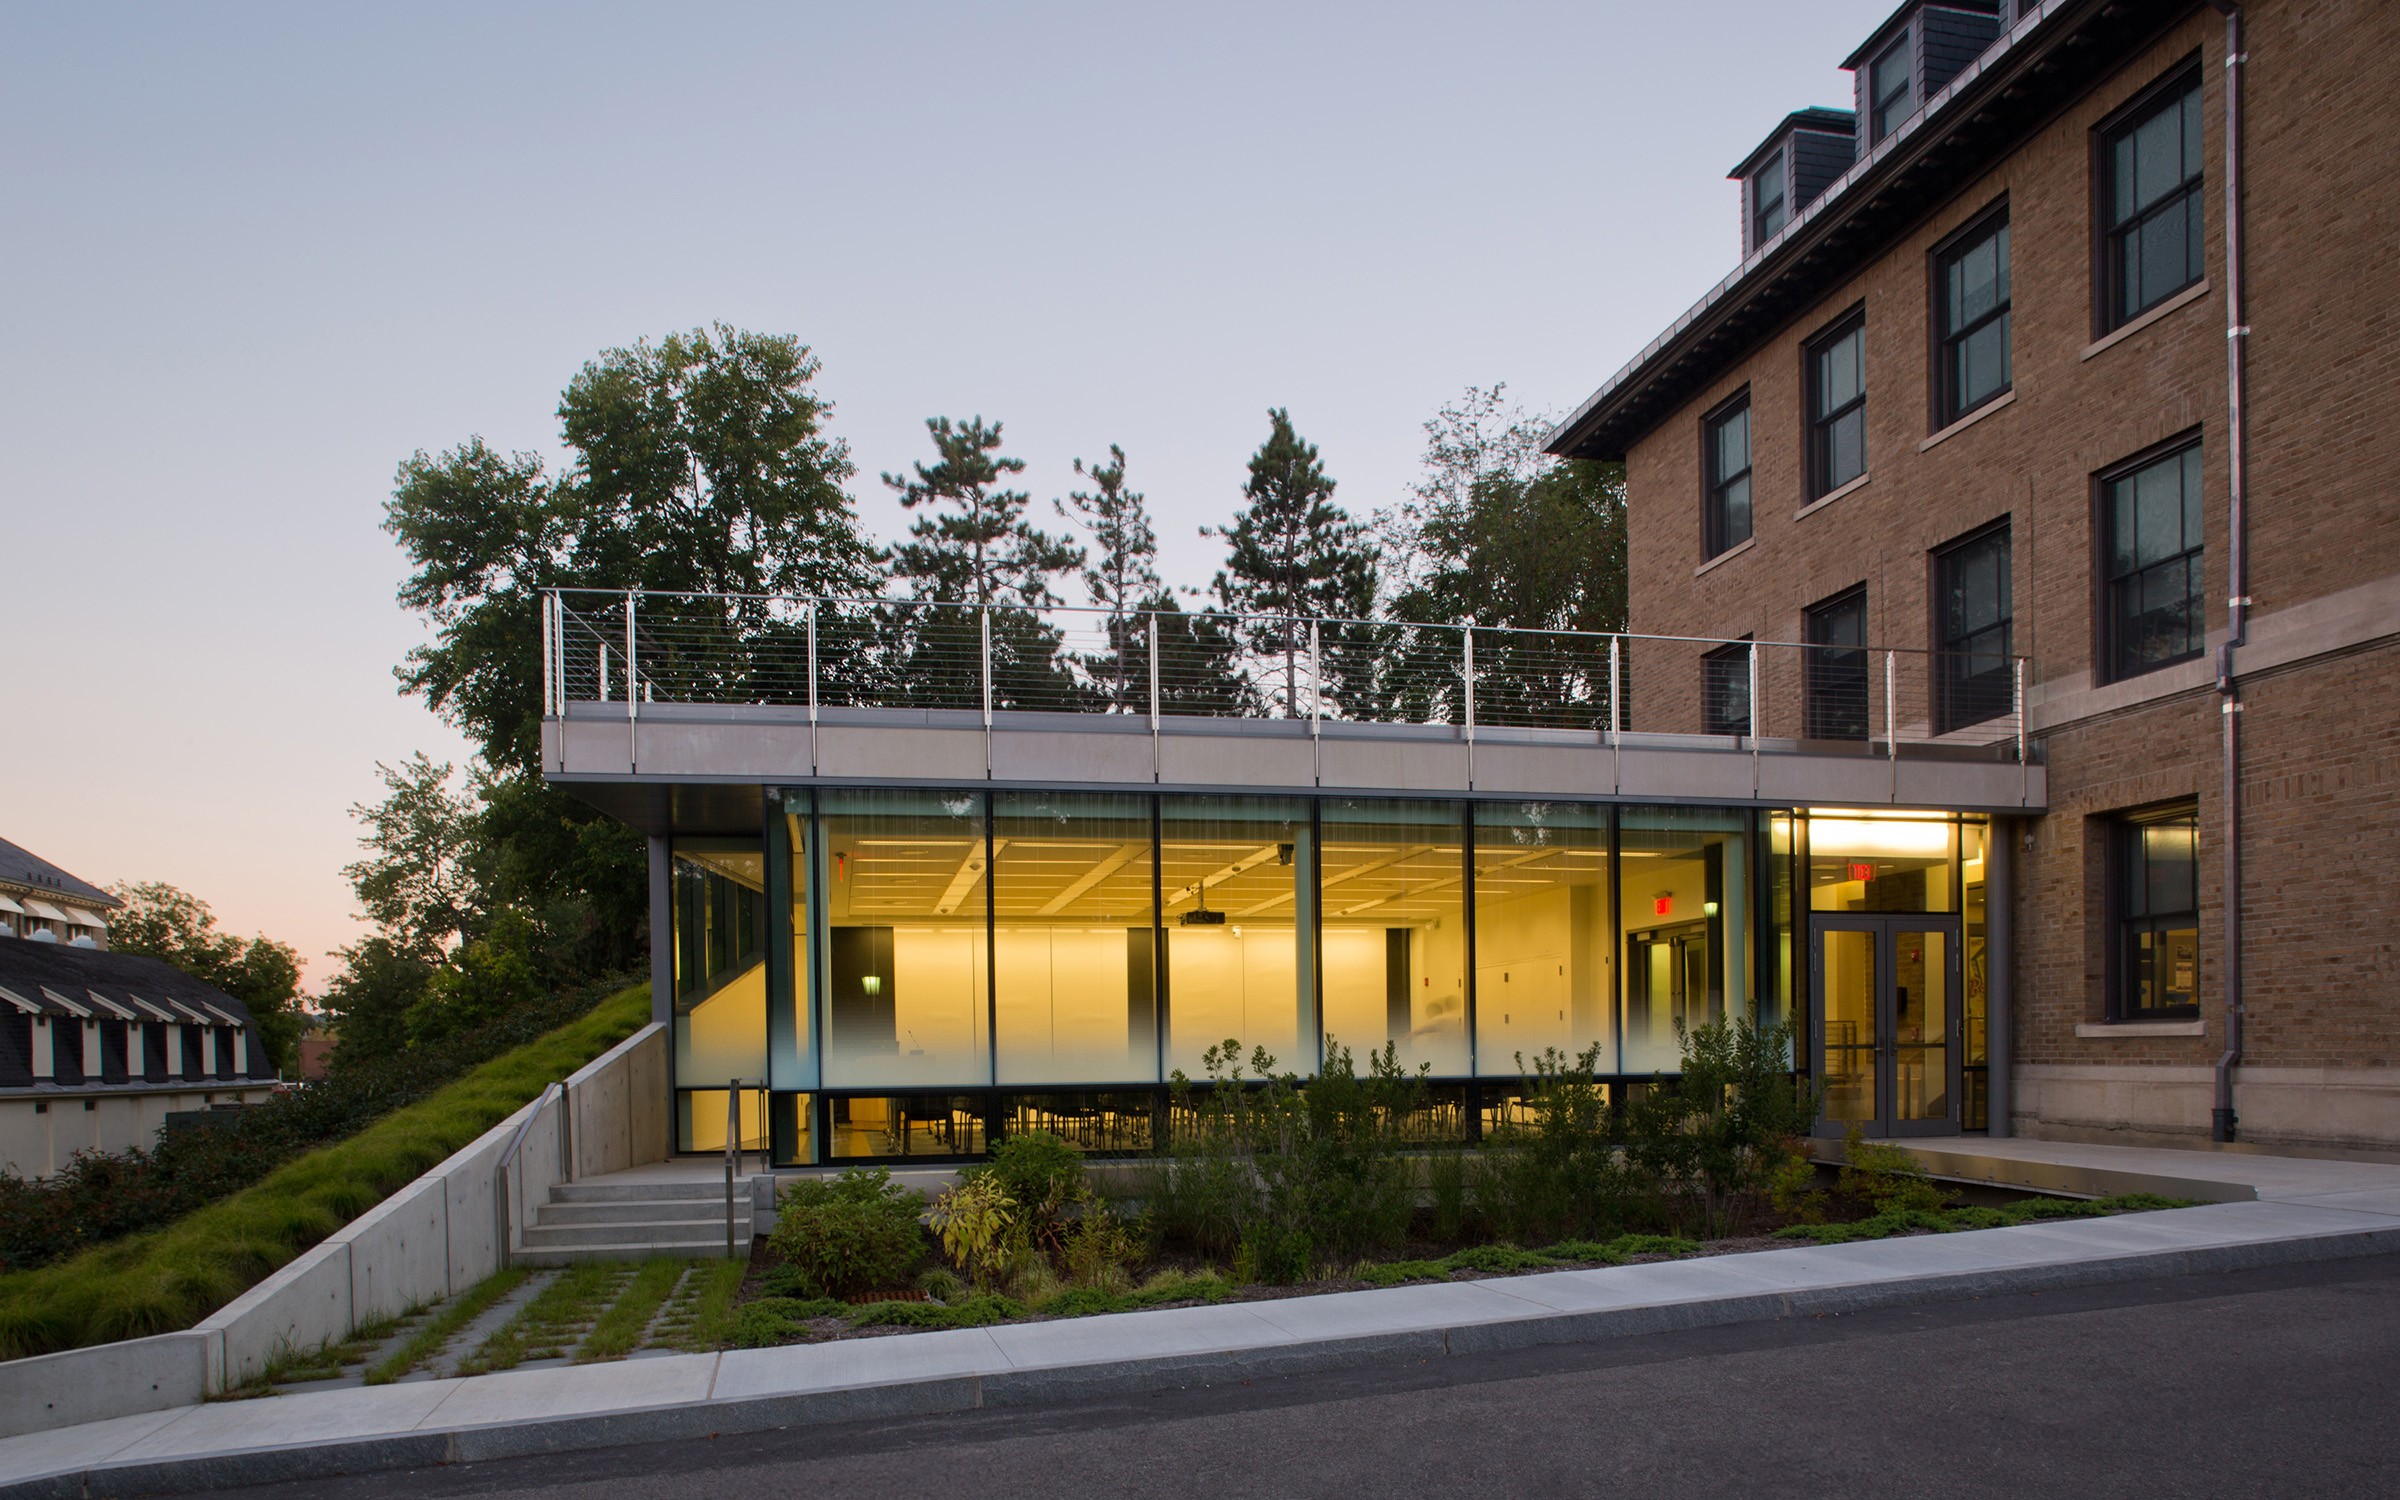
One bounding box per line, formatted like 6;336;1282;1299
521;1216;749;1249
513;1238;747;1265
550;1177;739;1204
536;1197;753;1227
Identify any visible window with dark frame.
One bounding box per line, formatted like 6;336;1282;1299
2111;806;2200;1020
1702;640;1752;737
2101;439;2205;682
1804;587;1869;741
1752;150;1786;246
1935;211;2011;427
1807;314;1867;500
1934;522;2013;733
1869;34;1912;143
1703;394;1753;560
2102;68;2204;330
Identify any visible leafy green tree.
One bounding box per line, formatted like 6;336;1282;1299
104;882;305;1073
318;936;432;1071
375;326;874;1004
1055;443;1160;710
885;416;1085;709
1208;409;1378;714
406;908;546;1044
342;754;484;963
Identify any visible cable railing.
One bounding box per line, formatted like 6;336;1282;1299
543;588;2030;759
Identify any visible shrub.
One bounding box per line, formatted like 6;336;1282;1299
1477;1044;1630;1244
927;1175;1019;1287
731;1296;847;1348
1836;1126;1950;1214
1622;1017;1819;1237
1768;1142;1830;1224
1061;1199;1143;1289
973;1132;1087;1254
764;1169;927;1298
848;1293;1024;1330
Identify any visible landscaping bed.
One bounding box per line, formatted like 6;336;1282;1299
723;1025;2194;1349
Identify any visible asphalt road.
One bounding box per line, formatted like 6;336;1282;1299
214;1254;2400;1500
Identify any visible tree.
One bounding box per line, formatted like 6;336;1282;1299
342;754;484;963
387;324;881;779
886;416;1082;609
317;936;430;1072
1208;409;1378;714
105;882;306;1073
375;326;875;1004
1056;443;1161;710
885;416;1085;710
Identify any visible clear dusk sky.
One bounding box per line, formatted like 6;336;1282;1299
0;1;1892;988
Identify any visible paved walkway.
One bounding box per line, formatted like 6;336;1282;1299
5;1141;2398;1499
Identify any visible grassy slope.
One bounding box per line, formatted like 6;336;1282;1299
0;984;651;1361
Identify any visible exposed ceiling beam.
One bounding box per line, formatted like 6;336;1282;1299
933;837;1004;916
1165;845;1284;910
1035;842;1147;917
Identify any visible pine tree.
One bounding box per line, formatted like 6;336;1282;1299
1208;409;1378;715
883;416;1085;708
1056;443;1161;709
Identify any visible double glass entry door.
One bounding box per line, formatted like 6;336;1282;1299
1813;916;1961;1136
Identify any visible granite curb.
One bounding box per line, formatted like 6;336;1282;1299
9;1217;2398;1500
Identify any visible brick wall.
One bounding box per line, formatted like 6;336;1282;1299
1608;0;2400;1145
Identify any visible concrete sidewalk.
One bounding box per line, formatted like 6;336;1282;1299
6;1142;2399;1500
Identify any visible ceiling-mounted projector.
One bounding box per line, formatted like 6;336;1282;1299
1180;908;1227;926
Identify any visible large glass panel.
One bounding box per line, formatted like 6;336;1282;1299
672;840;769;1090
2119;809;2201;1016
1002;1092;1157;1153
678;1087;767;1154
1820;928;1877;1124
819;789;992;1088
1619;806;1752;1074
1320;799;1469;1078
829;1094;987;1158
1803;588;1868;740
1894;930;1949;1122
1962;822;1989;1130
992;792;1159;1085
774;799;817;1091
1160;795;1314;1078
1767;811;1796;1049
1809;813;1955;913
1473;802;1613;1077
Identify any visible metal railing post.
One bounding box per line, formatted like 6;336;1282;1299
1148;614;1162;782
1309;620;1324;784
2017;657;2031;806
540;591;554;725
980;605;994;778
725;1082;739;1259
1749;640;1762;795
1608;634;1622;792
1885;649;1898;759
624;591;640;771
1462;627;1476;787
807;600;820;776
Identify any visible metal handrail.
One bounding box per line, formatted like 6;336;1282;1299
540;587;2039;763
494;1081;563;1270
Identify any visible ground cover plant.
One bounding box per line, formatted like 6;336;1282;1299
0;973;641;1276
0;983;651;1359
721;1017;2194;1350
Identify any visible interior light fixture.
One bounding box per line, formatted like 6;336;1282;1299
860;975;882;997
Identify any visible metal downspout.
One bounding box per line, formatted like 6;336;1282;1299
2207;1;2250;1143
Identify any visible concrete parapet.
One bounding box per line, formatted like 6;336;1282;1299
0;1331;218;1441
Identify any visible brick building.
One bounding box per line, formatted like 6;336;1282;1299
1548;0;2399;1150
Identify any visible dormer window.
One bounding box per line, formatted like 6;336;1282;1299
1868;33;1913;143
1751;151;1787;245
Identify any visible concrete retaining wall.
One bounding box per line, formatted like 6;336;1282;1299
0;1021;667;1439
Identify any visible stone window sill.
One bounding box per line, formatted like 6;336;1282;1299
1794;473;1870;521
1694;537;1756;577
1919;389;2016;452
2081;280;2211;362
2075;1018;2206;1038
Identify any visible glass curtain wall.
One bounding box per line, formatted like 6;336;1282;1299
1319;800;1469;1077
1472;802;1613;1076
992;792;1160;1086
1159;796;1314;1078
817;789;992;1090
1619;806;1752;1074
671;841;769;1133
1961;821;1989;1130
1808;815;1956;913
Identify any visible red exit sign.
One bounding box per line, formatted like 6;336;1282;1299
1653;896;1672;916
1848;862;1875;882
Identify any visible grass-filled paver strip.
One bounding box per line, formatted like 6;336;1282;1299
364;1267;534;1384
648;1258;747;1352
458;1263;631;1374
578;1259;688;1362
